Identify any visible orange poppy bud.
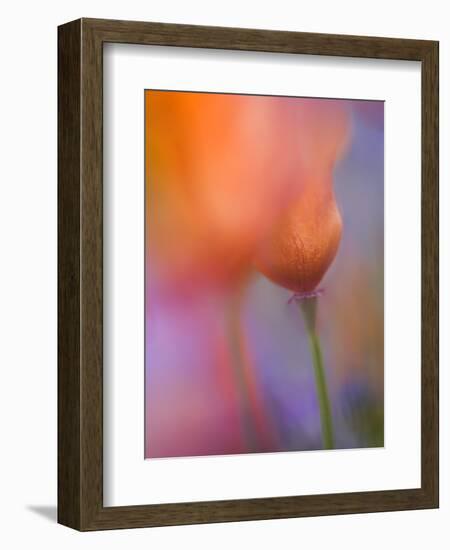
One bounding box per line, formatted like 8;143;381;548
254;99;350;293
254;180;343;293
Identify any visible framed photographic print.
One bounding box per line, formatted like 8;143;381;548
58;18;439;530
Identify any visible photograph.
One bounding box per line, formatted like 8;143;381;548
144;90;385;458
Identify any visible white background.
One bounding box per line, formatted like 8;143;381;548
104;45;421;506
0;1;447;548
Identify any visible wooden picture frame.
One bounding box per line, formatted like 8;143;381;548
58;17;439;531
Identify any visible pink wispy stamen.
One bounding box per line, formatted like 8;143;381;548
287;288;324;305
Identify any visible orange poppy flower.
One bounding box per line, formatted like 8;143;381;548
146;92;350;295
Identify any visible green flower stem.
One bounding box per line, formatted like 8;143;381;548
299;297;334;450
225;293;259;452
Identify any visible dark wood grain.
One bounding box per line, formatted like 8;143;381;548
420;40;439;506
58;17;439;531
57;19;81;530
